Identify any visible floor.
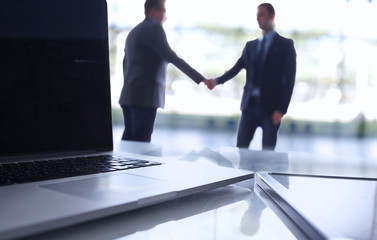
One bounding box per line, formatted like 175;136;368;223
113;125;377;161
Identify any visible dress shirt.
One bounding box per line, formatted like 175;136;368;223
257;30;276;62
252;30;276;96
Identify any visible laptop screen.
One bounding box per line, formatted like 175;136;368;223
0;0;113;157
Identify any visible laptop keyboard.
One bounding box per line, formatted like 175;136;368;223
0;155;162;186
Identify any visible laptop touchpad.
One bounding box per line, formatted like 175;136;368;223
42;173;170;201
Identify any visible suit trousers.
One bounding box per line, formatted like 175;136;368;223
121;105;157;142
236;100;280;150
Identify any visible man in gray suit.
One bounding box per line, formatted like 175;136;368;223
119;0;213;142
207;3;296;150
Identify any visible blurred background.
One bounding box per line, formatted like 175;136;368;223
107;0;377;158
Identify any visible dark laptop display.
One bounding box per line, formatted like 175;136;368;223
0;0;113;157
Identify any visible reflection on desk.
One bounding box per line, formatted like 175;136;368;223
28;141;377;239
181;146;377;178
25;183;299;240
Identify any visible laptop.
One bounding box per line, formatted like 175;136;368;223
0;0;253;239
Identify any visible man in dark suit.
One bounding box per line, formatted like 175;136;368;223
207;3;296;150
119;0;212;142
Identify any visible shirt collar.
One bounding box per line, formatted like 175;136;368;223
145;15;159;24
261;30;276;42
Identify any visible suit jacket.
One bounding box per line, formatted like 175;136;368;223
119;16;205;109
216;33;296;114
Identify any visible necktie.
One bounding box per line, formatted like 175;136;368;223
259;37;266;64
254;37;265;87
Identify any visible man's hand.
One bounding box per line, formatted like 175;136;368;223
203;78;217;90
272;111;284;125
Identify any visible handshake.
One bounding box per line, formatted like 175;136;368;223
203;78;217;90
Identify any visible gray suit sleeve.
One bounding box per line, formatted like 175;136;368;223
147;24;205;84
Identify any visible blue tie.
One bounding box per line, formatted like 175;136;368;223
254;38;265;87
258;37;265;63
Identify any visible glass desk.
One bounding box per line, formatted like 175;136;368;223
25;141;377;240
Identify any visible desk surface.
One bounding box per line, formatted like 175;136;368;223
27;141;377;240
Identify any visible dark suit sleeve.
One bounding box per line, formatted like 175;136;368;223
146;24;205;84
215;46;246;85
277;39;296;114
